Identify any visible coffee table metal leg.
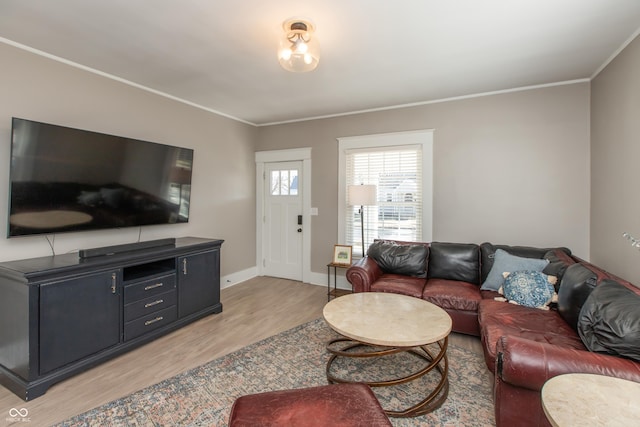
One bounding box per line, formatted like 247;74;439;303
325;336;449;417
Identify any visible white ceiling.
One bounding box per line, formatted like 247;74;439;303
1;0;640;126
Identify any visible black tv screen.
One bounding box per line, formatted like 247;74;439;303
7;118;193;237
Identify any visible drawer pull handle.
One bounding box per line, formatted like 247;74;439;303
144;283;163;291
145;316;164;326
144;299;164;308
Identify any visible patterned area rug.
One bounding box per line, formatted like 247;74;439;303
55;318;495;426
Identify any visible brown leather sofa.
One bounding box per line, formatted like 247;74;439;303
345;239;640;427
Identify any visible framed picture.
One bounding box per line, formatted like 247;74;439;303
332;245;353;266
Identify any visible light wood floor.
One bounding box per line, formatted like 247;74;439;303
0;277;484;427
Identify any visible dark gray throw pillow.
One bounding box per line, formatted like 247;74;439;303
578;280;640;362
367;240;429;278
556;263;597;331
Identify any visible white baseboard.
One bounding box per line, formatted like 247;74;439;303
222;266;352;292
305;270;352;291
221;266;258;289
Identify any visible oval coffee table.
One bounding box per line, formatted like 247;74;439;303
323;292;453;417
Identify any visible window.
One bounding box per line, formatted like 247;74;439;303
270;169;298;196
346;147;422;254
338;131;433;257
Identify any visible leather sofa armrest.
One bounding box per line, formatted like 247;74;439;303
346;257;383;293
496;335;640;392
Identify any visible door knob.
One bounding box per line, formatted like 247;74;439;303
297;228;302;232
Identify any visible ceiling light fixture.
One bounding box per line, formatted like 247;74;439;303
278;18;320;72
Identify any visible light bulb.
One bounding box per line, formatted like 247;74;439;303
280;48;292;61
294;40;308;54
304;53;312;64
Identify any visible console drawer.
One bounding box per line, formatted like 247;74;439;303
124;306;177;341
124;273;176;303
124;289;177;322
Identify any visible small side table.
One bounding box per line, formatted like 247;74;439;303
542;373;640;426
326;263;351;302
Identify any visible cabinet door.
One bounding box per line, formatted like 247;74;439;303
178;250;220;318
39;270;121;375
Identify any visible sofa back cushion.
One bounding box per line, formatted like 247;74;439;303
480;243;571;283
367;240;429;278
427;242;481;284
542;248;577;290
578;279;640;362
557;263;597;331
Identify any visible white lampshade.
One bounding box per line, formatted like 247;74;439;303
278;18;320;73
348;184;377;206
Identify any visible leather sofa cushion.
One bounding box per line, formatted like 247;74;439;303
557;263;597;331
542;248;576;289
423;278;482;312
480;243;571;283
427;242;480;284
367;240;429;278
370;274;426;298
578;279;640;362
478;299;585;372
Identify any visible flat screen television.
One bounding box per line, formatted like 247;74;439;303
7;117;193;237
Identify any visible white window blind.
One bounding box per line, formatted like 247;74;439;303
345;145;423;256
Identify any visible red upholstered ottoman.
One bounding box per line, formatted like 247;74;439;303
228;383;392;427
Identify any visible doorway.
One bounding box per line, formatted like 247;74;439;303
255;148;312;283
262;161;302;280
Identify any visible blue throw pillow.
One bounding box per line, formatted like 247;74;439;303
497;271;558;309
481;249;549;291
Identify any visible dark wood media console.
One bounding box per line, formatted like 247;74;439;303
0;236;223;400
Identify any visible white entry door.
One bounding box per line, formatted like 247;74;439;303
262;161;303;281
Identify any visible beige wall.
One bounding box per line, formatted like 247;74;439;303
257;83;591;273
591;35;640;284
0;43;257;278
0;40;599;283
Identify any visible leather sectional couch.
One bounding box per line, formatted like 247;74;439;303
345;239;640;427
